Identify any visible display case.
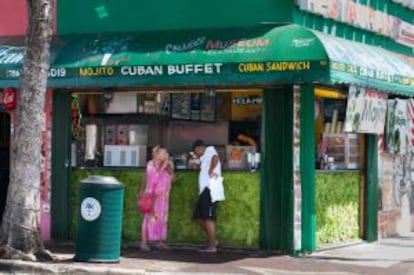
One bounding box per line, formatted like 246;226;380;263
104;145;147;167
226;145;256;170
322;133;360;169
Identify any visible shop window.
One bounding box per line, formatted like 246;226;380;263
71;90;262;171
315;88;361;170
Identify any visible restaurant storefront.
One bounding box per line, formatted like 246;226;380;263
0;24;413;254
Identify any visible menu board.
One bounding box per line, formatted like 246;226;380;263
171;92;215;122
171;93;191;120
144;94;156;114
190;93;201;120
200;94;216;122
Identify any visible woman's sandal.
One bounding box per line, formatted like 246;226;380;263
155;242;171;251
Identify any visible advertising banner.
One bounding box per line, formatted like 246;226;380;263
344;85;387;134
386;99;409;155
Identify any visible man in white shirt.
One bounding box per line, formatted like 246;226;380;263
192;139;221;253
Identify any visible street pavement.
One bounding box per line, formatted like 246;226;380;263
1;235;414;274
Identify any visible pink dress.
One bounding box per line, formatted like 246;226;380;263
141;159;172;242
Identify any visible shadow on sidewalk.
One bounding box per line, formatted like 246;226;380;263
46;242;284;265
306;255;399;263
378;242;414;248
122;248;270;264
389;235;414;241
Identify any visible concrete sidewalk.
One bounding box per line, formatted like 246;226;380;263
1;236;414;274
307;234;414;272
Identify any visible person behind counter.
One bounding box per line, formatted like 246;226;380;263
192;139;222;253
140;145;174;251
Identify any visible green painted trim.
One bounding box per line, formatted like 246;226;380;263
51;91;72;240
57;0;293;34
300;85;316;252
260;87;294;254
364;134;378;242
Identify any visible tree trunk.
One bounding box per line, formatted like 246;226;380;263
0;0;53;261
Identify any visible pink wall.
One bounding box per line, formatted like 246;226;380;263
0;0;28;36
0;0;56;36
40;89;53;241
0;88;52;241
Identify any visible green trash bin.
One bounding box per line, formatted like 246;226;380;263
74;175;124;262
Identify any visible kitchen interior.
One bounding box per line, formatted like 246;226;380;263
71;89;263;172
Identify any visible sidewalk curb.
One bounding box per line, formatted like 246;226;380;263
0;259;147;274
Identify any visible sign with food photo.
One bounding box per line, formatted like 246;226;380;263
226;145;255;170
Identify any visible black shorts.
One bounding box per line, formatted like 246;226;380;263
193;188;217;221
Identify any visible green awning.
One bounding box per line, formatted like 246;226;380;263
312;31;414;95
0;24;413;94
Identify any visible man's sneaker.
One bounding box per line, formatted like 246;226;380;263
198;246;217;253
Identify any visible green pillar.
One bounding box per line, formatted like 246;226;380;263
364;134;378;242
51;91;72;240
300;85;316;252
260;87;294;254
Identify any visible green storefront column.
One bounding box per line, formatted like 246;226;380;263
300;85;316;252
51;91;72;240
260;87;294;254
364;134;378;242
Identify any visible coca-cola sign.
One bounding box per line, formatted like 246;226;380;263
2;88;16;110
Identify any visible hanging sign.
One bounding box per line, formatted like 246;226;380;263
231;91;263;120
344;85;387;134
2;87;16;110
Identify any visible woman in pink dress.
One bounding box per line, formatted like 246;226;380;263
140;145;174;251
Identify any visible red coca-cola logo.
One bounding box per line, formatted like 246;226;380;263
2;88;16;110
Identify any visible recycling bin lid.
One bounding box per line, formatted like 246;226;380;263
81;175;123;187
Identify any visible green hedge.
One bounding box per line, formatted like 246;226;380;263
71;169;260;247
315;172;360;245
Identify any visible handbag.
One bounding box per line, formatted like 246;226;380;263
137;193;156;213
209;176;225;203
137;177;156;213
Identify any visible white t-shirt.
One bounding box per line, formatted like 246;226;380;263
199;146;222;194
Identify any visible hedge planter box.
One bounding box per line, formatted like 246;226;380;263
71;168;260;248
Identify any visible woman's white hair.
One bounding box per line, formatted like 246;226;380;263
152;145;165;157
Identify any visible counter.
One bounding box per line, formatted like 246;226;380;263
316;169;360;173
315;170;361;245
71;168;260;248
